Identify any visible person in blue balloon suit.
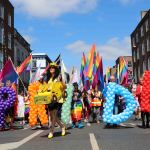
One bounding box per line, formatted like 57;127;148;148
103;75;119;128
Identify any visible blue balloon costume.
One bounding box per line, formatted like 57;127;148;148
103;82;137;124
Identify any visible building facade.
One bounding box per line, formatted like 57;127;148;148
0;0;14;70
14;29;31;89
116;56;133;84
131;10;150;83
31;53;52;82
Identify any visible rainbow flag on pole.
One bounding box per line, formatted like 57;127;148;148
16;54;32;75
87;44;96;80
119;57;128;85
80;52;86;84
0;58;18;84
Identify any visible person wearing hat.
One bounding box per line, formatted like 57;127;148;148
47;62;66;139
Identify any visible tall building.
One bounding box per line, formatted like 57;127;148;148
116;56;133;84
0;0;14;70
131;10;150;83
31;53;52;82
14;29;31;89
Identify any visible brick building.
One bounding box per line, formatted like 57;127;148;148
131;10;150;83
0;0;14;70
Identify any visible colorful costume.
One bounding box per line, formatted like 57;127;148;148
28;82;48;127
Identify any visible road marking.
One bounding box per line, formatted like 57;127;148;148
0;130;43;150
89;133;100;150
120;123;136;127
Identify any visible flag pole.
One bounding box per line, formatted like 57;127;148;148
18;75;28;94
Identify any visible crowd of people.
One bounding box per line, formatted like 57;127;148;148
0;63;149;139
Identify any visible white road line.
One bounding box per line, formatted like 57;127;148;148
89;133;100;150
0;130;43;150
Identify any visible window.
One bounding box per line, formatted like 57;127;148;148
0;5;4;19
32;60;36;68
140;26;144;37
128;61;132;67
133;50;136;62
136;33;139;43
148;57;150;70
143;61;146;72
8;14;11;27
146;20;149;32
0;23;4;44
8;33;11;49
137;48;139;59
132;37;135;47
0;52;3;70
147;37;150;52
142;42;145;55
138;65;140;79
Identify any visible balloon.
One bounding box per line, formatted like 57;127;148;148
140;71;150;112
103;82;137;124
61;84;74;124
28;82;48;127
0;87;16;128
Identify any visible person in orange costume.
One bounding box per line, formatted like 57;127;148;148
28;78;48;128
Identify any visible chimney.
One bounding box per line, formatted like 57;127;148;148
141;11;148;19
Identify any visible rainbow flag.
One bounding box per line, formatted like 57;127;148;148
16;54;32;75
119;57;128;85
87;44;96;79
80;52;86;84
92;56;104;91
106;67;110;83
0;58;18;84
92;52;100;76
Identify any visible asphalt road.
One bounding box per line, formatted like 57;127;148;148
0;120;150;150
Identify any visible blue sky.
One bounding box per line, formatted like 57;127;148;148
10;0;150;73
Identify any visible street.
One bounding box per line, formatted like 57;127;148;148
0;120;150;150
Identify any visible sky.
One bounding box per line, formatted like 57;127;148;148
10;0;150;73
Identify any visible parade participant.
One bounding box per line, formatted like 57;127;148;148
132;84;141;120
47;63;66;139
28;76;48;129
90;85;102;124
136;76;149;128
0;81;4;88
17;91;25;125
82;89;90;123
71;82;84;129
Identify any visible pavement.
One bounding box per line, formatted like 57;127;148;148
0;120;150;150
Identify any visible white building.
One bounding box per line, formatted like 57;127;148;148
31;53;51;81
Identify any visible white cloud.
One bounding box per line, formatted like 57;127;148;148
11;0;98;18
65;37;131;61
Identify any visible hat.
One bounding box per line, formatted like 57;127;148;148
49;62;58;68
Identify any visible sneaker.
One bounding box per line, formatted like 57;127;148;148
31;126;37;130
48;132;53;139
78;123;84;129
61;127;66;136
72;124;76;129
